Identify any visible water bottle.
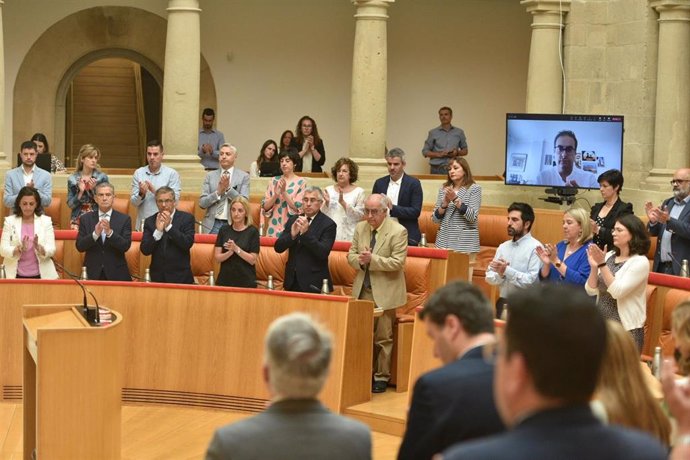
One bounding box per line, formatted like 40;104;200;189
144;268;151;283
0;264;6;279
267;275;274;290
681;259;689;278
140;219;146;232
321;278;329;294
500;303;509;321
652;346;662;379
259;222;264;237
81;266;88;280
419;233;427;248
208;270;215;286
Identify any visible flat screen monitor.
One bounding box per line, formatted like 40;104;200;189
505;113;624;190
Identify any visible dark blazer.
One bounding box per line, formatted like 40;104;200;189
274;211;336;293
443;405;666;460
75;209;132;281
290;139;326;173
372;174;423;245
205;399;371;460
140;209;195;284
648;197;690;275
398;346;504;460
590;198;633;249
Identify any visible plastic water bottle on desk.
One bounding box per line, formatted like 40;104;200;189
81;266;88;280
144;268;151;283
681;259;689;278
321;278;329;294
208;270;215;286
267;275;274;290
419;233;427;248
0;264;5;279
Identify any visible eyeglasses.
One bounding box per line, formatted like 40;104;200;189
554;145;575;154
156;199;174;205
364;208;384;216
670;179;690;185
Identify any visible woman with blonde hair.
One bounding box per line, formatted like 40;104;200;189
537;207;592;285
595;320;671;446
66;144;108;228
214;196;260;288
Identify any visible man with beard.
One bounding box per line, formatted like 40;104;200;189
645;168;690;276
536;130;598;188
485;202;542;318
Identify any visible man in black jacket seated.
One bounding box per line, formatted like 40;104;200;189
443;284;667;460
398;281;504;460
275;186;336;293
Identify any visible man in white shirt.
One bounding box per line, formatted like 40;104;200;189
485;202;542;318
536;130;598;188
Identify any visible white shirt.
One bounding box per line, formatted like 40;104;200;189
153;209;176;240
215;167;234;220
92;208;113;241
22;165;36;186
386;174;404;224
536;166;599;188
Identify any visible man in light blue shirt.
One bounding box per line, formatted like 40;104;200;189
4;140;52;208
485;202;542;318
198;108;226;171
131;140;181;231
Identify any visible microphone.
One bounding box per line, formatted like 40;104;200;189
309;284;322;293
666;252;681;271
195;220;215;232
52;259;101;325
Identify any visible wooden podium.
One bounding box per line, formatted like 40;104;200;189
22;305;123;460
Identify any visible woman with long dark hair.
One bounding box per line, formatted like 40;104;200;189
290;115;325;173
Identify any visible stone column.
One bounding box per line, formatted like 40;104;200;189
161;0;201;170
521;0;571;113
0;1;7;168
645;0;690;189
349;0;394;181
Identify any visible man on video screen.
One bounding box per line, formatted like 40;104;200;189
536;130;598;188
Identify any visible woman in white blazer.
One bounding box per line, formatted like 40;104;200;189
0;186;58;279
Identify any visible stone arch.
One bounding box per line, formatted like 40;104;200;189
13;6;216;161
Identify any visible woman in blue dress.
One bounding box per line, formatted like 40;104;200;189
537;207;592;286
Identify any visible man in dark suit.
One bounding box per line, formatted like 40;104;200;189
444;284;667;460
398;282;503;460
140;186;195;284
75;182;132;281
372;148;423;245
205;313;371;460
646;167;690;275
275;186;336;293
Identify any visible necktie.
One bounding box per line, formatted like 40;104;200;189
100;213;108;242
363;230;377;288
216;171;230;219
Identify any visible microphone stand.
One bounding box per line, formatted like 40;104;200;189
52;259;102;325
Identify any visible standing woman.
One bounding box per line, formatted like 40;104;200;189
214;196;260;288
321;157;365;242
290;115;325;173
590;169;633;249
537;207;592;286
0;186;58;279
261;150;306;237
67;144;109;229
31;132;66;174
432;157;481;256
250;139;279;178
586;214;651;350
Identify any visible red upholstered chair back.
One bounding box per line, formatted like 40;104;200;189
125;241;142;280
191;242;218;285
249;202;261;231
329;251;356;296
53;240;65;278
44;197;62;229
176;200;195;215
642;284;658;357
113;197;130;216
401;257;431;318
418;211;439;245
256;246;287;290
659;289;690;356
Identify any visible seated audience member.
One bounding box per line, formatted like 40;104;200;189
662;315;690;460
199;144;250;234
594;320;670;446
444;283;667;460
31;132;66;174
537;207;592;286
398;281;504;460
75;182;132;281
4;140;52;208
278;130;297;154
432;157;481;256
250;139;280;178
214;196;260;288
205;313;371;460
590;169;633;249
140;186;195;284
290;115;325;173
586;214;650;351
275;187;336;293
671;300;690;375
321;157;365;242
261;150;306;237
0;186;58;279
486;202;542;318
67;143;109;229
372;148;423;246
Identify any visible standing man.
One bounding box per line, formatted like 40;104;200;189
275;186;336;293
485;202;542;319
4;140;52;208
348;193;408;393
372;148;423;246
536;130;598;188
198;107;226;171
422;106;468;174
199;144;250;234
131;140;181;230
75;182;132;281
645;168;690;275
205;313;372;460
398;282;504;460
140;186;195;284
443;284;667;460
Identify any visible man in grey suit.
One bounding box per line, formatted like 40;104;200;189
205;313;371;460
198;143;250;234
4;140;52;208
